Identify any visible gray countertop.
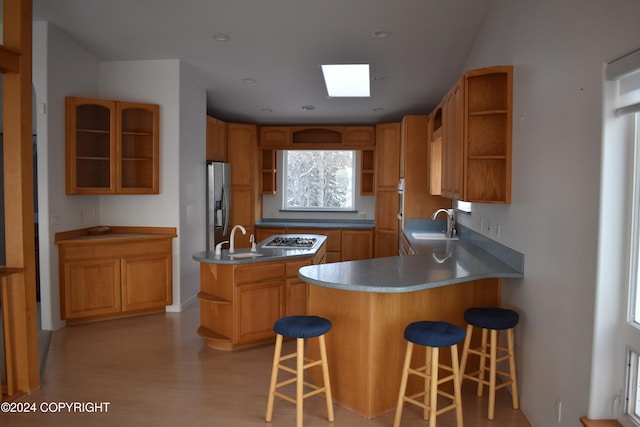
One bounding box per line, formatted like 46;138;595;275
193;234;327;264
298;223;524;293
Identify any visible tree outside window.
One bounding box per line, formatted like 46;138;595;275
284;150;354;210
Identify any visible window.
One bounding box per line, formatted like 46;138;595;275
627;114;640;426
612;48;640;426
283;150;355;211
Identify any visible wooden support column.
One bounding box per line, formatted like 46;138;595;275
1;0;40;396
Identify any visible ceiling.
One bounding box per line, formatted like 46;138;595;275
32;0;493;125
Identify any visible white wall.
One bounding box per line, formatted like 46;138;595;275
177;62;207;308
33;21;102;330
456;0;640;425
98;59;184;310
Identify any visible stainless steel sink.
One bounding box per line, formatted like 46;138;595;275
228;252;264;259
411;232;458;240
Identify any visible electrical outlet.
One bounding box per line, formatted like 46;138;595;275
51;214;60;226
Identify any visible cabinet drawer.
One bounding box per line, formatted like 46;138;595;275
286;259;310;277
95;239;171;258
63;245;97;260
235;262;285;284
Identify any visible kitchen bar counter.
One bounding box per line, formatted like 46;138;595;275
192;235;327;265
298;238;522;293
193;235;327;350
299;225;523;418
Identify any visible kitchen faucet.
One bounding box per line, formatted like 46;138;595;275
229;224;247;253
431;208;456;238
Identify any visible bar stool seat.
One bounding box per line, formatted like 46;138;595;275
460;307;520;420
394;321;465;427
265;315;334;427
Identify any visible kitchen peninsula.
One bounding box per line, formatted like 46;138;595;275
298;225;524;418
192;234;327;350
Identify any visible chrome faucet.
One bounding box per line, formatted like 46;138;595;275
431;208;456;238
229;224;247;253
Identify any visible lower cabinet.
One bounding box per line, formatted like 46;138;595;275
64;258;122;319
55;227;176;324
198;247;325;350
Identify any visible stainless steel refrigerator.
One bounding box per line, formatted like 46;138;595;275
206;161;231;252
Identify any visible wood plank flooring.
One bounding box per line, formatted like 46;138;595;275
1;302;531;427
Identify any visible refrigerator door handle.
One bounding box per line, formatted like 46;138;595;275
222;186;230;236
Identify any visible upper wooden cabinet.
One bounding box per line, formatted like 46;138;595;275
433;66;513;203
206;115;227;162
258;125;375;149
401;115;448;219
259;126;291;148
441;78;464;200
66;96;159;195
227;123;261;245
464;66;513;203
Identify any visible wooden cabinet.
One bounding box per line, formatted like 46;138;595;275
63;258;122;319
429;106;443;195
341;229;373;261
435;66;513;203
398;232;416;255
441;79;464;200
374;122;401;257
261;149;277;195
464;66;513;203
344;126;376;146
401;115;450;219
65;97;159;195
259;126;291;147
227;123;261;246
197;246;326;350
361;149;375;195
206;115;227;161
258;125;375;149
55;227;176;324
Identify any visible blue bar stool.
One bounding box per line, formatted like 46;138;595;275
265;315;334;427
393;321;465;427
459;307;520;420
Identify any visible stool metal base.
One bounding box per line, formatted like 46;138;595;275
265;334;334;427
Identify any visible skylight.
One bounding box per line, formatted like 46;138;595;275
321;64;370;97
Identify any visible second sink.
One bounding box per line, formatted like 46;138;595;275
411;232;458;240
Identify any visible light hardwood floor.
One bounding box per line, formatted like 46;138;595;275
1;302;531;427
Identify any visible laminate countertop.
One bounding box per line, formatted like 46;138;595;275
298;224;524;293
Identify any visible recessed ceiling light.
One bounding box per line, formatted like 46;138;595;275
301;105;316;111
242;78;257;83
372;31;391;38
321;64;370;97
213;33;230;41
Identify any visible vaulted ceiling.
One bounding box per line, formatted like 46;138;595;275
33;0;493;124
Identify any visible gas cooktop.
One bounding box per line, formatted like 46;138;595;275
262;235;318;249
